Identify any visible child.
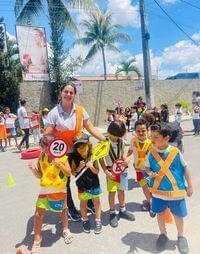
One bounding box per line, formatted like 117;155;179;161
3;107;18;147
129;106;137;132
160;104;169;123
125;119;155;217
68;132;102;234
30;111;41;145
174;103;183;126
144;123;193;253
0;112;7;152
99;120;135;228
28;134;73;254
192;102;200;136
151;107;161;123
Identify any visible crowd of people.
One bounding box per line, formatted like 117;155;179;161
0;101;50;152
21;87;197;254
1;87;199;254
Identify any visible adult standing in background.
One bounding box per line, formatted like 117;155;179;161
133;96;146;120
45;82;105;221
17;100;31;151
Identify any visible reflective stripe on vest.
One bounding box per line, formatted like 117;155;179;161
132;137;151;169
54;104;83;145
149;147;186;197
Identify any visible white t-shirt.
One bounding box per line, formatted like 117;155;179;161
17;106;30;129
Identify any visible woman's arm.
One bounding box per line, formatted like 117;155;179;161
83;119;105;141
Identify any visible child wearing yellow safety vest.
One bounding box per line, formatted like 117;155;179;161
143;123;193;253
28;134;73;254
125;119;156;217
100;120;135;228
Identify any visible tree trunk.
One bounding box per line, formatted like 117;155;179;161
101;46;107;80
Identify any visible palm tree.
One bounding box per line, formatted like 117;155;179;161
74;10;131;80
115;58;141;79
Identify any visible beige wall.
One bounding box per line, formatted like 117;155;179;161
20;79;200;125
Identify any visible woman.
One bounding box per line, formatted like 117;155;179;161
45;82;105;221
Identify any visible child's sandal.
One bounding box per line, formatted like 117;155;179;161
63;229;73;244
31;238;42;254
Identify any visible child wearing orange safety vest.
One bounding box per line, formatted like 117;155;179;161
125;119;156;217
143;123;193;253
28;134;73;254
30;111;41;145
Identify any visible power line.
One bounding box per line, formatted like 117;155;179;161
179;0;200;11
153;0;199;46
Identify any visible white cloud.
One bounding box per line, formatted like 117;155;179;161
107;0;140;27
69;44;131;76
134;36;200;79
161;0;177;3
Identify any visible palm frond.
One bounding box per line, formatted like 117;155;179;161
66;0;97;10
73;37;94;46
16;0;43;24
108;33;131;43
85;43;99;60
106;44;120;52
14;0;24;17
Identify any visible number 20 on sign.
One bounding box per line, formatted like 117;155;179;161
48;138;69;158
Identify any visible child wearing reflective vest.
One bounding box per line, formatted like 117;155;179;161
28;134;73;254
125;119;155;217
143;123;193;253
99;120;135;228
68;132;103;234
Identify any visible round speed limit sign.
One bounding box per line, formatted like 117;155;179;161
48;138;69;158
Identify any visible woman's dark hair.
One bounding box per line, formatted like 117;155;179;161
135;118;149;129
60;82;77;94
107;120;126;137
150;123;171;138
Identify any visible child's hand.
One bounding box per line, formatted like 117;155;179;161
52;158;62;167
28;161;37;172
148;172;157;178
187;186;193;197
85;161;93;169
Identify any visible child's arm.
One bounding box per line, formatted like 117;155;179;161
99;158;116;180
53;158;71;177
184;166;193;197
142;166;157;178
72;160;86;175
123;148;133;166
86;160;99;175
28;161;42;179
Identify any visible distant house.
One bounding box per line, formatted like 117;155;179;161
166;72;200;80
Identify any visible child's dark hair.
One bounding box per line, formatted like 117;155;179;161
135;118;149;130
150;123;171;138
74;142;93;158
107;120;126;137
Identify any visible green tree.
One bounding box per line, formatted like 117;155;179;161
15;0;95;102
74;10;131;80
0;17;21;112
115;58;141;80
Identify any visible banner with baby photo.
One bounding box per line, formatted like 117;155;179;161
16;25;49;81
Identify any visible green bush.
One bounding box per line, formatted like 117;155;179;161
176;100;191;113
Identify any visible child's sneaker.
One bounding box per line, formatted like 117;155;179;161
31;239;42;254
177;236;189;254
94;221;102;234
156;234;168;252
118;210;135;221
83;219;91;233
110;213;118;228
63;229;73;244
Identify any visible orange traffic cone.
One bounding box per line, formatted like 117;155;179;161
164;208;173;224
16;249;23;254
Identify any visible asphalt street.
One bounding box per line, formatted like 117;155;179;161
0;120;199;254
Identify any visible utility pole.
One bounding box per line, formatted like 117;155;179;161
139;0;154;108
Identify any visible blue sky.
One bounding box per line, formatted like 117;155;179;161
1;0;200;79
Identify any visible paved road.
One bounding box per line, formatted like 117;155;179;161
0;120;199;254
